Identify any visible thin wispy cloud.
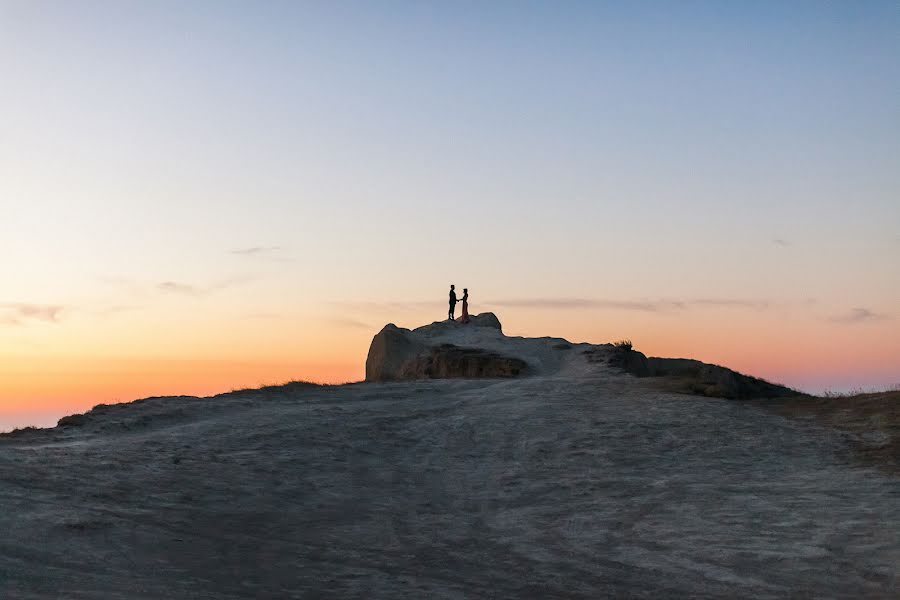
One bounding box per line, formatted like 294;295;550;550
157;281;199;295
484;298;686;312
484;298;770;313
0;303;65;326
827;307;888;324
231;246;282;256
330;317;374;330
691;298;770;310
332;301;439;314
157;276;255;297
333;297;772;317
230;246;292;263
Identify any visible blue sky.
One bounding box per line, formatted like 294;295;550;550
1;0;898;428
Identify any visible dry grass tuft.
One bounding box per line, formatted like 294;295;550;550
612;339;633;352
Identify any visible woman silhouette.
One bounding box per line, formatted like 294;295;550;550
460;288;470;324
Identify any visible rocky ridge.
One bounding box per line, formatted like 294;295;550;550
365;313;801;400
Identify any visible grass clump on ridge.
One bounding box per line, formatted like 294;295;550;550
612;339;633;352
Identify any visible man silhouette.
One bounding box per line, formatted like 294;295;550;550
448;284;457;321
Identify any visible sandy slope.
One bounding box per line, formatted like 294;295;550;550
1;342;898;598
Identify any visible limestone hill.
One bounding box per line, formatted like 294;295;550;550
365;312;800;401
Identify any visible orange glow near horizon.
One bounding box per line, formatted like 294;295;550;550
1;307;897;432
0;355;364;430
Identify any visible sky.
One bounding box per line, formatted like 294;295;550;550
1;0;898;430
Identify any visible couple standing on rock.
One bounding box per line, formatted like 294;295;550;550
448;284;469;323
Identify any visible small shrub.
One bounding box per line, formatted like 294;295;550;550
3;426;39;437
222;379;326;397
824;387;872;398
613;339;633;352
58;414;89;427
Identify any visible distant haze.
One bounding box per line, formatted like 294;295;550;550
1;1;898;430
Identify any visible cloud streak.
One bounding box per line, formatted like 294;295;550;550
333;297;773;318
230;246;292;263
157;276;255;297
0;303;65;326
484;297;770;312
484;298;685;312
332;301;440;314
231;246;282;256
157;281;198;295
827;307;888;324
690;298;770;310
329;317;374;330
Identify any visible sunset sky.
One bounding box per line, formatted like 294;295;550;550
2;1;898;430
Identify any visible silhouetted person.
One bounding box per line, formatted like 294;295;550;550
460;288;470;323
448;284;457;321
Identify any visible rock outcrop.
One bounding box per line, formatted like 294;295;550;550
401;344;526;379
643;356;800;399
365;313;527;382
454;312;502;330
365;323;426;382
365;312;801;399
606;346;801;400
